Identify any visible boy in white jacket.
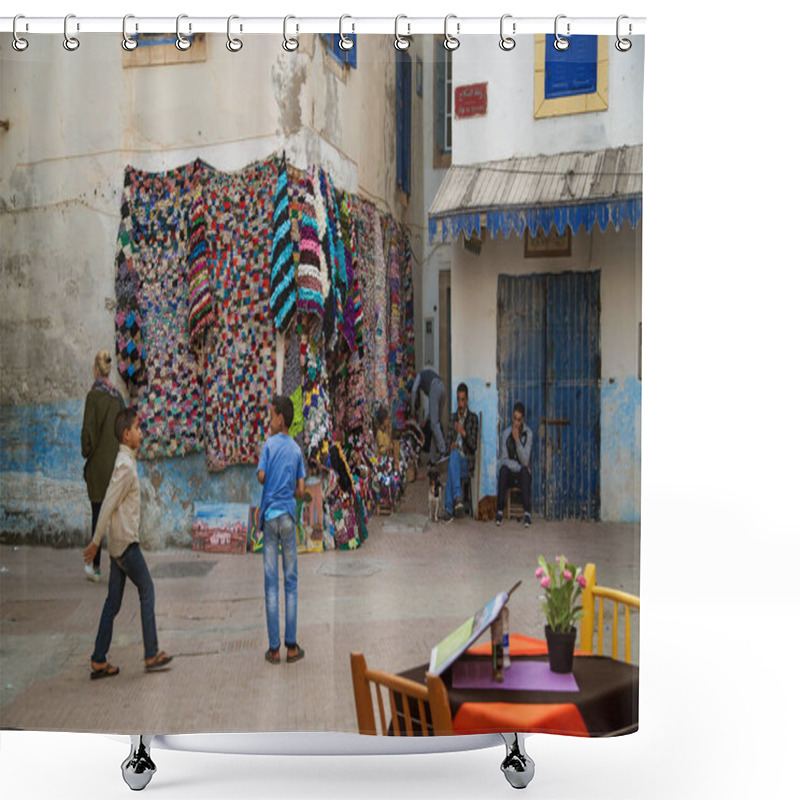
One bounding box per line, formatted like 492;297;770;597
83;408;172;679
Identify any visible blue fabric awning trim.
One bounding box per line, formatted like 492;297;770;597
428;196;642;244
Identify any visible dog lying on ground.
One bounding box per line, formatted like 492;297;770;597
476;495;498;523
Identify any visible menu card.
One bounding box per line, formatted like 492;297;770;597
429;591;508;676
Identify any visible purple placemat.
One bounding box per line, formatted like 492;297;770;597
452;659;579;692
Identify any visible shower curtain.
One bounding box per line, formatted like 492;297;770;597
0;16;643;793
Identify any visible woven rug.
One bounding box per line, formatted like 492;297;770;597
116;161;207;459
202;159;279;471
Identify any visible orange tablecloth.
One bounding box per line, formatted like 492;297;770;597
457;635;589;735
403;635;638;738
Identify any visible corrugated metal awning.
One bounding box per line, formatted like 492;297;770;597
428;145;642;243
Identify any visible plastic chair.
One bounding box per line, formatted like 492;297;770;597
350;652;454;736
579;563;640;664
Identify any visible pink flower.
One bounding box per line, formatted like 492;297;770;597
540;576;551;588
577;574;587;589
535;567;544;579
563;569;573;581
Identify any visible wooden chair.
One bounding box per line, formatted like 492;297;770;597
505;487;524;521
350;652;454;736
579;563;640;664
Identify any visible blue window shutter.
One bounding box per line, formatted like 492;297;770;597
570;35;595;92
345;35;357;68
396;52;403;190
325;34;357;68
434;44;446;152
404;55;411;193
396;50;411;194
544;35;597;99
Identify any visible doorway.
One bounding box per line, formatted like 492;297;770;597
496;272;601;519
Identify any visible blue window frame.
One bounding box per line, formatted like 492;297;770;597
135;33;198;47
396;50;412;195
544;35;597;99
322;34;357;69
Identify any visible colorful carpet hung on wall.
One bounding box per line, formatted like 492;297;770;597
114;161;208;459
113;154;416;541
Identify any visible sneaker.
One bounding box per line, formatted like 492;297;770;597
435;454;450;465
454;500;465;519
524;513;531;528
495;511;503;526
441;510;454;523
85;563;101;583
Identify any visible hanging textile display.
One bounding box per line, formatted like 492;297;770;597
295;172;325;322
114;161;207;459
187;182;215;350
202;159;279;471
268;154;296;334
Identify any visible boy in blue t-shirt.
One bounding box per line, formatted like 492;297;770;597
257;396;306;665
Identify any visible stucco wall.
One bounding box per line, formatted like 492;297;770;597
0;34;421;547
451;35;644;164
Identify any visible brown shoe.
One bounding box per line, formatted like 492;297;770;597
145;652;173;672
286;646;305;663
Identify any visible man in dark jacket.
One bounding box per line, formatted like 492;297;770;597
495;402;533;528
441;383;480;523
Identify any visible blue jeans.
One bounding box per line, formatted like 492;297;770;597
262;513;299;652
92;542;158;662
445;450;470;514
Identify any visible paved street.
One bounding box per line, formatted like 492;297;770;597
0;477;639;734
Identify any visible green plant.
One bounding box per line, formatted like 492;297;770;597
536;555;586;633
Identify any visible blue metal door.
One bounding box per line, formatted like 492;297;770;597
497;272;600;519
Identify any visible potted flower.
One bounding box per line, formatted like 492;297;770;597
536;555;587;673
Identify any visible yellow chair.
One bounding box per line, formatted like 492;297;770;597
579;563;640;664
350;652;454;736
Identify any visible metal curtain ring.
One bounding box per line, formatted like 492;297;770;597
615;14;632;52
12;14;29;52
63;13;80;51
121;14;138;51
175;14;191;51
226;15;243;52
443;14;460;51
283;15;299;52
339;15;354;51
553;14;570;51
394;15;410;51
499;14;515;51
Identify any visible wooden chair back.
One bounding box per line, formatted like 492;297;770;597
579;563;640;663
350;652;454;736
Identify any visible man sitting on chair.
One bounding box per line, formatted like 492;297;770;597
441;383;479;524
496;402;533;528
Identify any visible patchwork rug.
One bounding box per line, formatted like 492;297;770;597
116;160;208;459
202;159;279;471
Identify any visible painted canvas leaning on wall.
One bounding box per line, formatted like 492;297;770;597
0;22;642;791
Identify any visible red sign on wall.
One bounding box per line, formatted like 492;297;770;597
455;82;488;118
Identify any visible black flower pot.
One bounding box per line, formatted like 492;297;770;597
545;625;577;673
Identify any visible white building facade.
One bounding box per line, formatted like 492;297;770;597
427;35;643;522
